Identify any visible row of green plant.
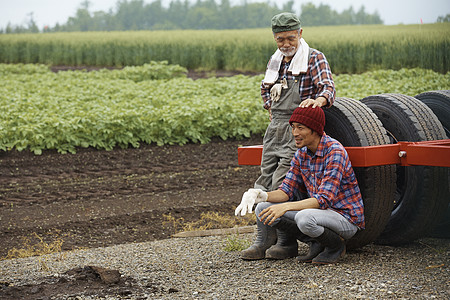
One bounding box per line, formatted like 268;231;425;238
0;23;448;73
0;63;265;154
1;63;449;154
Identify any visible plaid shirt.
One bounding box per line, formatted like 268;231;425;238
279;134;365;229
261;49;336;110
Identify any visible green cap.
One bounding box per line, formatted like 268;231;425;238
271;12;301;33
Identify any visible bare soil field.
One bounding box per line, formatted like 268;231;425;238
0;135;263;259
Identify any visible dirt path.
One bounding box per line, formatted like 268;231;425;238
0;135;263;258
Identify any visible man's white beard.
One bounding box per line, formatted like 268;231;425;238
280;46;297;57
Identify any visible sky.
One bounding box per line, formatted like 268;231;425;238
1;0;449;30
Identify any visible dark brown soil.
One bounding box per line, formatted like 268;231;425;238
0;135;263;259
1;266;150;299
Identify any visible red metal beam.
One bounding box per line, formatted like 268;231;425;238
238;145;263;166
345;144;400;167
401;140;450;167
238;139;450;168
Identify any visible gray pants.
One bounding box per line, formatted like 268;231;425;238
255;202;358;240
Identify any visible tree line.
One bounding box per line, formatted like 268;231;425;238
2;0;386;33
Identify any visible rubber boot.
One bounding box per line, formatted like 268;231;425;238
296;239;324;263
311;228;346;265
240;217;277;260
265;218;300;260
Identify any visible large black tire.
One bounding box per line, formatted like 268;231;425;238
361;93;449;245
415;90;450;138
324;97;395;249
415;90;450;238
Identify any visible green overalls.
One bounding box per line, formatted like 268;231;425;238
254;77;302;192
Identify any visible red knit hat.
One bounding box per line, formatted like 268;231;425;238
289;106;325;135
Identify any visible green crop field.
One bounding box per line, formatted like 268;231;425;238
1;63;448;154
0;23;448;73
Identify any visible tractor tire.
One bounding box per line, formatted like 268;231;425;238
361;93;448;245
415;90;450;138
324;97;395;249
415;90;450;238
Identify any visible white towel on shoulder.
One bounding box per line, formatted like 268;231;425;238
263;38;310;85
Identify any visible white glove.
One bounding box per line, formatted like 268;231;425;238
270;83;282;102
235;188;268;216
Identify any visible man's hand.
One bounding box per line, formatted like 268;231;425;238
259;203;288;225
299;97;327;108
235;188;268;216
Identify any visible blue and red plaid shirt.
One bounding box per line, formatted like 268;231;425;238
261;49;336;110
279;134;365;229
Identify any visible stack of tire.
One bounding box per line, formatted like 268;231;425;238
323;91;449;249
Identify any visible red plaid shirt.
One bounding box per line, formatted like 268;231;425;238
279;134;365;229
261;49;336;110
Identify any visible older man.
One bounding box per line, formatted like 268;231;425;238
250;12;336;260
236;107;364;265
254;12;336;193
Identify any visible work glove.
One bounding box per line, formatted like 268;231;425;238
270;83;282;102
235;188;268;216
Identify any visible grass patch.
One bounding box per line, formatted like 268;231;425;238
223;234;252;252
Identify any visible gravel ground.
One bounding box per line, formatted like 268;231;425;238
1;233;449;299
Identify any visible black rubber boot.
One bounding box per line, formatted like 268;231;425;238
241;217;277;260
296;239;324;263
265;218;300;260
311;228;346;265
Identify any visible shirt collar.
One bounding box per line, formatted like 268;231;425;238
307;133;327;157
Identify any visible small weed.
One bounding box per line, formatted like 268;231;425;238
223;234;251;252
163;213;185;230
